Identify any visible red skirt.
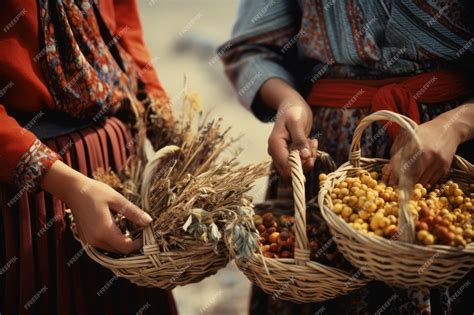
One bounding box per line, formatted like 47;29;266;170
0;117;177;315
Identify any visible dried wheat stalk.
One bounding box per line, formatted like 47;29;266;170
95;91;270;257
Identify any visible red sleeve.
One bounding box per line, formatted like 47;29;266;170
0;105;60;192
113;0;169;103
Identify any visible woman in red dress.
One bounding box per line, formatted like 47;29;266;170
0;1;176;314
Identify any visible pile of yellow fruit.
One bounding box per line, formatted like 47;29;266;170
320;171;473;247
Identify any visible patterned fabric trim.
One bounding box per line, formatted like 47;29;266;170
13;139;60;193
37;0;138;119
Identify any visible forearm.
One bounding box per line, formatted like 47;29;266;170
434;100;474;144
40;160;87;202
259;78;307;111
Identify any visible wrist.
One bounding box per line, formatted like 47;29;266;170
40;160;89;203
438;104;474;144
278;95;308;111
260;78;305;112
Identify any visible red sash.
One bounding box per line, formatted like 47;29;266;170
306;70;471;139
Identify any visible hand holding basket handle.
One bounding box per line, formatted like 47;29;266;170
235;150;367;303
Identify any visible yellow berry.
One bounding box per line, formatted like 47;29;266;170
333;203;343;214
352;222;362;230
349;213;359;222
384;225;398;237
370;213;383;231
413;188;422;200
417;230;429;241
387;215;397;225
342;206;353;218
319;173;328;182
348;195;358;206
454;196;463;205
359;210;369;220
379;217;391;229
366;191;376;201
423;234;435;245
355;190;365;198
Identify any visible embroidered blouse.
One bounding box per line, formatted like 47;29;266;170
0;0;167;191
220;0;474;121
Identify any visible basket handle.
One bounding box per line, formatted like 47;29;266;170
349;110;423;243
140;145;181;251
288;150;310;265
452;154;474;174
349;110;420;168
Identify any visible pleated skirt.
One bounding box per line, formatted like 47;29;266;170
0;117;177;315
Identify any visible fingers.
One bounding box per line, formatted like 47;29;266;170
382;163;392;183
268;133;318;176
268;134;291;178
83;211;143;254
418;168;436;186
286;118;311;159
387;152;400;186
310;138;318;158
106;226;143;254
90;229;142;254
418;160;444;186
302;139;318;172
76;220;118;253
109;191;153;227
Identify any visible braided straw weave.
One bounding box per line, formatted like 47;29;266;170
319;110;474;288
235;151;367;303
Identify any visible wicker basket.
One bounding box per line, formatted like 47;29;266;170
319;110;474;288
69;145;238;290
234;151;368;303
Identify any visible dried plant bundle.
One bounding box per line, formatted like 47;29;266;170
90;93;270;270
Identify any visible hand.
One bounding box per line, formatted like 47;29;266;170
387;114;463;186
42;161;152;254
268;100;317;177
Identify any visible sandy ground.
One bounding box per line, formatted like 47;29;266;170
138;1;272;314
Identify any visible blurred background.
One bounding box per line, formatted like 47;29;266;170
137;1;272;314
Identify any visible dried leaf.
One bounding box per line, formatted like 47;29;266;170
210;223;222;241
183;215;193;231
